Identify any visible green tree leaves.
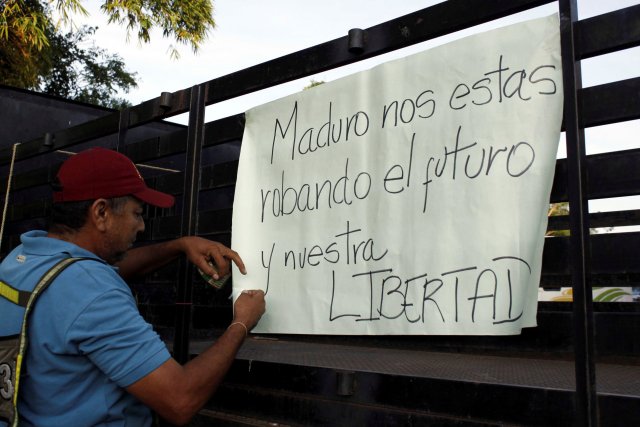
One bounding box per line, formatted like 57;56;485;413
1;0;216;107
1;0;50;51
40;26;138;109
100;0;214;58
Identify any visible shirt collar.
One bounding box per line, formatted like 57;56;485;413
20;230;105;262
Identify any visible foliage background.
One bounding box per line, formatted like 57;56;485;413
0;0;215;108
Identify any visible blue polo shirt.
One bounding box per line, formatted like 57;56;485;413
0;231;171;427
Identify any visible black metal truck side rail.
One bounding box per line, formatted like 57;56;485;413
1;1;639;425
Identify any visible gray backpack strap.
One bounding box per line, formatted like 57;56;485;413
0;257;90;426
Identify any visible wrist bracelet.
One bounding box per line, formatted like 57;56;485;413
228;321;248;338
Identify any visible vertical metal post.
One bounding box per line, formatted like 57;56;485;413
173;84;206;364
558;0;598;425
116;108;130;152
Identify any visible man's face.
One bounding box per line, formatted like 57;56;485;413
103;197;145;264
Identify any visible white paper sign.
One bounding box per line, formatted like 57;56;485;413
232;15;563;335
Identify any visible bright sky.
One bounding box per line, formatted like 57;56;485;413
70;0;639;218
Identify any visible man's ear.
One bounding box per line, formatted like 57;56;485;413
89;199;110;232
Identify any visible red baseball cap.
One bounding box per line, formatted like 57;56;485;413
53;147;175;208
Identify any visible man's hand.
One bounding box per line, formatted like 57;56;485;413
233;290;266;331
177;236;246;280
117;236;246;281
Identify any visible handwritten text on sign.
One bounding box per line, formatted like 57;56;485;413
232;15;563;335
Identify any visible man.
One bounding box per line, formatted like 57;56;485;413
0;147;265;426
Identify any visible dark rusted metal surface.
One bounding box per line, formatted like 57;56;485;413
1;1;639;425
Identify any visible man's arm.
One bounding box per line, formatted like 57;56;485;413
126;290;265;426
115;236;245;281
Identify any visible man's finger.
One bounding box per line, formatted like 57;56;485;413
227;249;247;275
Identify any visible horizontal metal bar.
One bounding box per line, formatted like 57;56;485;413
551;147;640;202
548;209;640;230
575;4;640;59
580;77;640;127
542;231;640;275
